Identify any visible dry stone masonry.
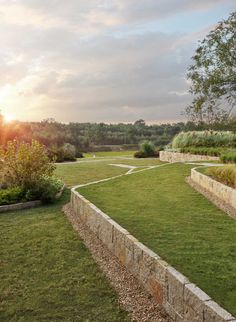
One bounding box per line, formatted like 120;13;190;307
191;168;236;211
71;188;236;322
160;151;219;163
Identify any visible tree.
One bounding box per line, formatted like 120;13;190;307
186;11;236;123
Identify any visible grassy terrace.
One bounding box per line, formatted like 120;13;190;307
0;192;129;321
55;158;163;187
83;151;135;158
78;163;236;316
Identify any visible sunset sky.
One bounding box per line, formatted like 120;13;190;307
0;0;235;123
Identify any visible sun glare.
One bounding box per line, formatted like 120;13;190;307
4;113;14;123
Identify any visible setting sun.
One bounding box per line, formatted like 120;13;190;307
4;113;14;123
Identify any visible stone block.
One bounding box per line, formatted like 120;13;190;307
112;221;129;265
166;266;190;317
183;283;211;322
146;259;169;305
203;300;236;322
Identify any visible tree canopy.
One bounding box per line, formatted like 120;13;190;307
186;11;236;123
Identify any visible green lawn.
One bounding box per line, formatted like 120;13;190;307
78;163;236;316
83;151;135;158
0;191;129;322
55;158;164;187
55;162;128;187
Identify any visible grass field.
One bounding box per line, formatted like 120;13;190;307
78;163;236;316
84;151;135;158
0;191;129;322
55;157;163;187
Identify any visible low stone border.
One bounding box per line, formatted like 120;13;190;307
71;188;236;322
0;184;65;214
0;200;42;213
160;151;219;163
191;168;236;213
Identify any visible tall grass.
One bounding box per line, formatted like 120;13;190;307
172;131;236;148
205;165;236;188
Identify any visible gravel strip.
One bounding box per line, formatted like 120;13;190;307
186;177;236;220
63;203;169;322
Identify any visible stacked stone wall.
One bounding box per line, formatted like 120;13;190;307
160;151;219;163
71;189;236;322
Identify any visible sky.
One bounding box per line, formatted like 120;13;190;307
0;0;235;124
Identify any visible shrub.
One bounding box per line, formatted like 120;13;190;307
50;143;77;162
134;151;146;158
172;131;236;148
140;141;155;156
205;166;236;188
76;151;84;158
0;187;24;206
25;176;64;204
0;140;55;190
0;140;63;205
134;141;159;158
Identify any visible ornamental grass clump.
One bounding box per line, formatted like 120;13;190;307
205;165;236;188
172;131;236;148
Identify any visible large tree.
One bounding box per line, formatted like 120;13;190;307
186;11;236;123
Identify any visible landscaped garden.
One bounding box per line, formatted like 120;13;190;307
0;148;167;321
1;140;236;319
77;162;236;316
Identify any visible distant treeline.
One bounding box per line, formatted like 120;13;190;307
1;117;236;154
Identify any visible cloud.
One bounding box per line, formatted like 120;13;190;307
0;0;234;122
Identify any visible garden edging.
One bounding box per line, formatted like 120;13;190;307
190;168;236;212
0;200;42;213
160;151;219;163
70;187;236;322
0;184;65;213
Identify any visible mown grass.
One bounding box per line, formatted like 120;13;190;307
83;151;135;158
0;190;129;322
55;162;128;187
55;158;164;187
78;163;236;316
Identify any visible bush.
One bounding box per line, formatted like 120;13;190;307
134;151;146;158
0;140;63;205
205;166;236;188
0;140;55;190
134;141;159;158
50;143;77;162
172;131;236;148
25;176;64;204
0;187;24;206
76;151;84;158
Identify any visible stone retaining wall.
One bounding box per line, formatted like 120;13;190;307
160;151;219;163
71;188;236;322
191;168;236;210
